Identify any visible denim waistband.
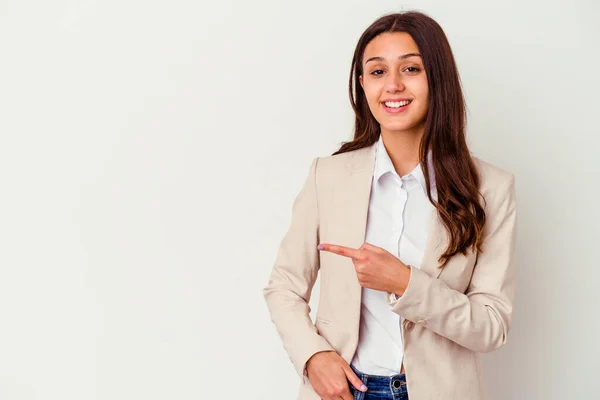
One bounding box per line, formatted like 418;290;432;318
349;364;408;398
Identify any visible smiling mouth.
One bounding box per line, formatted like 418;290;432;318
381;100;412;113
382;100;412;108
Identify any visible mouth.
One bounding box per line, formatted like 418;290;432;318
381;99;412;114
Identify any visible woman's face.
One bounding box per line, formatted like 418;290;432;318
359;32;429;136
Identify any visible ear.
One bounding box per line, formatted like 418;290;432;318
359;75;363;88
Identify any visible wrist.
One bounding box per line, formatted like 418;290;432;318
394;264;412;296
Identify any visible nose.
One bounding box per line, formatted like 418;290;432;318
385;70;405;92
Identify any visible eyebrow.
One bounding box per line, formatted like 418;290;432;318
364;53;422;64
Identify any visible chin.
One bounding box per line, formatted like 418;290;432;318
378;116;426;133
380;122;416;132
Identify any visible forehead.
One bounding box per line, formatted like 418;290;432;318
363;32;420;61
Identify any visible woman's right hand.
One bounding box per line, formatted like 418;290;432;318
306;351;368;400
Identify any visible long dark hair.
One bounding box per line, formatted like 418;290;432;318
334;11;486;267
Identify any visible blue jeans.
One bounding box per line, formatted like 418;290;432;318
348;364;409;400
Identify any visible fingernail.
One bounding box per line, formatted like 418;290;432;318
360;384;367;391
317;245;324;250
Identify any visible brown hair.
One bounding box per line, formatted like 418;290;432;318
333;11;486;267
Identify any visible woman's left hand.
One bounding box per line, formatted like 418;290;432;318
317;242;411;296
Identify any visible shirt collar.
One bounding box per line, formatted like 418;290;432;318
373;134;436;197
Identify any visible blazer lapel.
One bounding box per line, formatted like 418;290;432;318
333;144;377;321
342;143;378;250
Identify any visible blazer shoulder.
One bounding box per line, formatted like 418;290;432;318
317;146;366;167
472;155;515;188
313;145;372;179
471;155;516;212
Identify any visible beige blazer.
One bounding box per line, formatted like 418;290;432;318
263;142;517;400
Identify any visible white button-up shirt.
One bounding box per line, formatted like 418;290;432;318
350;134;437;376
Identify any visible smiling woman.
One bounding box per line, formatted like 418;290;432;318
263;10;516;400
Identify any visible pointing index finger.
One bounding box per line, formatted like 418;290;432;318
317;243;361;259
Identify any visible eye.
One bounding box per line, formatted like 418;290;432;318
405;66;420;73
370;69;385;76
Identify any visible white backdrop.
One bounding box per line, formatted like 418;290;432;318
0;0;598;399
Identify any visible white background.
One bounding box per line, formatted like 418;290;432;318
0;0;598;399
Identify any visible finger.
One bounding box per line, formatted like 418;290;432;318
341;383;356;400
317;243;361;259
343;364;367;392
341;392;353;400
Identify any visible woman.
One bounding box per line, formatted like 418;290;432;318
263;11;517;400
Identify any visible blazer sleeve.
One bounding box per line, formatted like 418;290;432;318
387;173;517;353
262;157;335;382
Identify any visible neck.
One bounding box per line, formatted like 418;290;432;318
380;127;424;177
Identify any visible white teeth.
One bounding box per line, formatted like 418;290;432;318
384;100;411;108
